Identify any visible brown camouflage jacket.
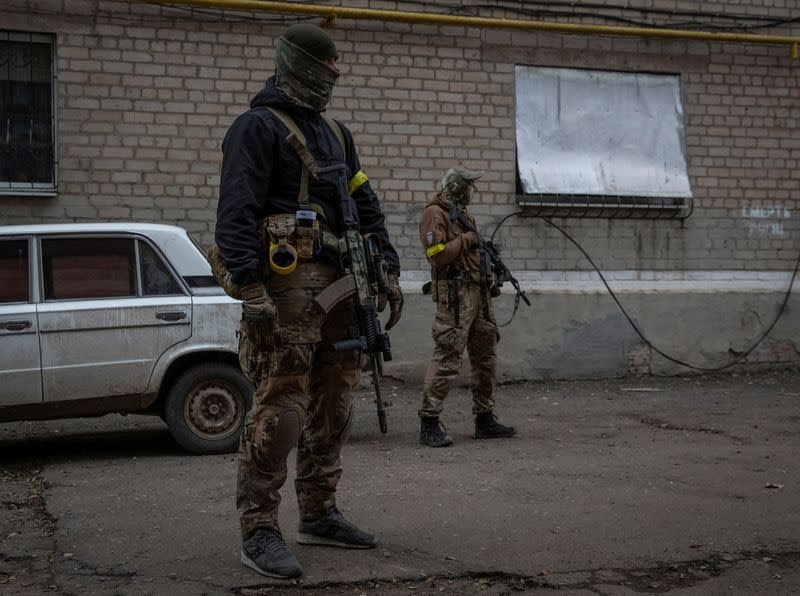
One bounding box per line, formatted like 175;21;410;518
419;196;481;274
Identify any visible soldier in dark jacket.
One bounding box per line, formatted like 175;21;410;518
214;23;403;579
417;166;516;447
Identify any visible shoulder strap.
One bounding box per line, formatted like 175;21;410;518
265;106;311;207
267;108;350;205
266;106;305;142
321;115;372;197
321;113;346;154
320;117;375;197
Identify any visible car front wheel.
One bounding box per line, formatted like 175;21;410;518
164;362;254;455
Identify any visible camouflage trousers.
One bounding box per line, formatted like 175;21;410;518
420;281;498;418
236;261;362;539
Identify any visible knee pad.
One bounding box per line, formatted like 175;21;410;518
257;410;302;471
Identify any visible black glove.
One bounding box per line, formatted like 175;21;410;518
240;282;280;352
384;273;404;331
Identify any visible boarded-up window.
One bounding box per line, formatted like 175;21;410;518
42;237;137;300
0;238;29;303
515;65;692;217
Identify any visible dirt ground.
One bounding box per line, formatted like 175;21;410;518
1;369;799;595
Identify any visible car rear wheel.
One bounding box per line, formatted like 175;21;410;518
164;362;254;454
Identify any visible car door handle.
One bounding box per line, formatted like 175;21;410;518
1;320;32;331
156;311;187;322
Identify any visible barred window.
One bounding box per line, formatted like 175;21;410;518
515;65;692;218
0;31;56;195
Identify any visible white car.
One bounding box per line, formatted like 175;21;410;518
0;223;252;454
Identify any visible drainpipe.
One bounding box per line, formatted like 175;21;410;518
153;0;800;59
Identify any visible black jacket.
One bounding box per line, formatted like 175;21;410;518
215;77;400;286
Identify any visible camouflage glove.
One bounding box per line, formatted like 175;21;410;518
240;282;279;352
206;244;241;299
385;273;404;331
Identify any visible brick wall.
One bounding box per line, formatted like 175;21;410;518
1;0;799;277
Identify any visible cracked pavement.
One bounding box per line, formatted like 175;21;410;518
1;369;798;595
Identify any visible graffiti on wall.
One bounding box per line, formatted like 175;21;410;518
742;205;792;237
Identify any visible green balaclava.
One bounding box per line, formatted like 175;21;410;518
275;23;340;112
440;166;484;207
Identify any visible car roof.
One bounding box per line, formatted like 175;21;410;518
0;222;188;235
0;222;215;279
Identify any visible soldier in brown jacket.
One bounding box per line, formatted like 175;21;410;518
417;166;516;447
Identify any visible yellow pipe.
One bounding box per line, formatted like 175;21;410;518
154;0;800;57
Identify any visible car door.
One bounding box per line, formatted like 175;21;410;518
36;234;192;402
0;236;42;406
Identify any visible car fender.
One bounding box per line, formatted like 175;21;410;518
147;297;242;394
146;340;240;395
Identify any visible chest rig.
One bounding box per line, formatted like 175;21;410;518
426;203;489;326
262;107;347;274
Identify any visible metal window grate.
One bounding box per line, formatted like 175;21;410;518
517;194;693;219
0;31;56;194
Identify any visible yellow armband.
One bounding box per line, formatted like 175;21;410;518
348;170;369;195
425;243;446;258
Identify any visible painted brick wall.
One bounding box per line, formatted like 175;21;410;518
1;0;798;277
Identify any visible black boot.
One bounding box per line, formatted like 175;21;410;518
475;411;517;439
419;417;453;447
240;527;303;579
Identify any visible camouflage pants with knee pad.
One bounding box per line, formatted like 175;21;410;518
236;262;362;539
420;282;498;418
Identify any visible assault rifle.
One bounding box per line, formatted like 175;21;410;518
316;163;392;434
284;130;391;433
448;204;531;309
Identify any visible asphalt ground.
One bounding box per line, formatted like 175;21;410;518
1;369;799;595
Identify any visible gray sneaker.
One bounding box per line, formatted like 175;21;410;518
297;507;378;549
240;528;303;579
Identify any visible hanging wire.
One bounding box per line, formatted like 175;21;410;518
490;212;800;372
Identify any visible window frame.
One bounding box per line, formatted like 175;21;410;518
0;30;58;197
0;235;33;304
514;64;693;219
36;233;189;302
136;238;186;297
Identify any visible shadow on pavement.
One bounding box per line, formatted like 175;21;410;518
0;427;185;464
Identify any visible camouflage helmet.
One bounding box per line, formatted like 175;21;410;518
440;166;484;206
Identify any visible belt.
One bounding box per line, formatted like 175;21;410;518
434;269;479;282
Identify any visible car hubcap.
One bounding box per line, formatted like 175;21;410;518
184;381;243;440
